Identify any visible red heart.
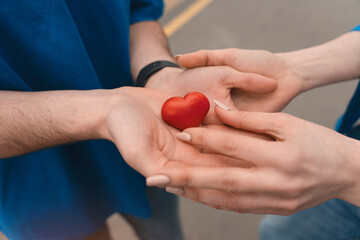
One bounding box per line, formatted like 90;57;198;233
161;92;210;130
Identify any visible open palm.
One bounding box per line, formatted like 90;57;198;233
107;87;231;177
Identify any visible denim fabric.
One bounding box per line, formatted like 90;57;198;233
260;199;360;240
122;187;183;240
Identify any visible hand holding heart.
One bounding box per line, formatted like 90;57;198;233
107;87;247;177
149;104;360;215
146;64;277;124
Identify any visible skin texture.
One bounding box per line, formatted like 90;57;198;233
107;87;240;177
0;20;277;238
147;31;360;214
130;22;277;124
153;107;360;214
175;31;360;112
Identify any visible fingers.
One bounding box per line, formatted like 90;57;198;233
222;70;277;94
177;127;275;163
152;166;274;193
214;106;292;139
165;187;299;215
176;49;238;69
177;49;277;78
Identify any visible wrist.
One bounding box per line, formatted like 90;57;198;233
336;137;360;206
279;32;360;93
277;50;316;93
82;89;121;141
145;66;183;90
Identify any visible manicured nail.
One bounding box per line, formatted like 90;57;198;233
213;99;230;111
146;175;170;186
176;132;191;142
166;187;185;195
174;54;182;59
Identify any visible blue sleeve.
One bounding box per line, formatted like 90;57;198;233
130;0;164;24
352;25;360;31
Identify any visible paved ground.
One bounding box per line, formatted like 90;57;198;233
1;0;359;239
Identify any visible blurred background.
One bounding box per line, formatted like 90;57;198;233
1;0;359;239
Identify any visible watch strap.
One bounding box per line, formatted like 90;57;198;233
135;60;181;87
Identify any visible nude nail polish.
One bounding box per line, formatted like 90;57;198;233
146;175;170;186
176;132;192;142
213;99;231;111
166;187;185;195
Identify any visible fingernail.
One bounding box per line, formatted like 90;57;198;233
174;54;182;60
166;187;185;195
176;132;191;142
146;175;170;186
213;100;231;111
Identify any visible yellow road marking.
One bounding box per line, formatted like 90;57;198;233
164;0;185;15
164;0;213;37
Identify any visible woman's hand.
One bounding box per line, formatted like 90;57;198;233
148;103;360;214
175;49;305;112
145;64;277;124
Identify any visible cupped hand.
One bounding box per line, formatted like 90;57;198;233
145;64;277;124
176;49;304;112
105;87;243;177
149;103;360;214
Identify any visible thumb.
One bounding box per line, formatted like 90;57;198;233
213;104;288;139
225;71;277;94
176;49;237;69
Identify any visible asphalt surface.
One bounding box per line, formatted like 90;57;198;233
1;1;359;240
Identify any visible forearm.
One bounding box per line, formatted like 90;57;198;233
279;31;360;92
129;21;176;81
0;89;115;158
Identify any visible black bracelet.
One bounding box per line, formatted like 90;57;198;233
135;60;182;87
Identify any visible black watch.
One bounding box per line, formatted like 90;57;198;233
135;60;182;87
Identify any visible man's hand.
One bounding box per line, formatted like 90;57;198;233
148;104;360;214
106;87;243;177
145;65;277;124
175;49;303;112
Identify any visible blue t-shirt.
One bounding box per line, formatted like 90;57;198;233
0;0;163;239
335;25;360;134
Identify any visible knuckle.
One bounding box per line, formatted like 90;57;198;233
195;49;208;56
276;113;293;125
223;192;240;210
278;148;303;172
220;140;239;156
188;189;200;202
237;110;254;121
258;50;272;56
189;128;206;146
178;172;192;187
219;172;238;191
282;179;303;198
216;66;233;84
209;204;221;210
281;200;299;213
